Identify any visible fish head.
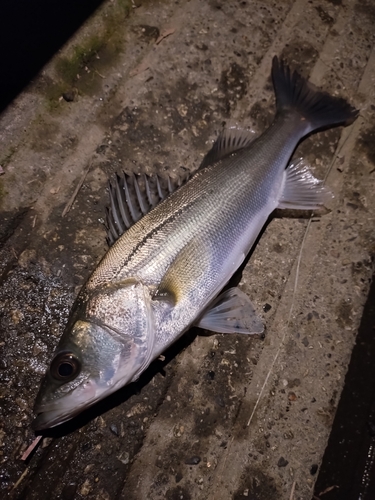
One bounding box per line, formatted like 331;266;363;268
33;279;155;430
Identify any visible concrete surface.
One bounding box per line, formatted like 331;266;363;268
0;0;374;499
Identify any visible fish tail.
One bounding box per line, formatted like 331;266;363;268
272;56;358;133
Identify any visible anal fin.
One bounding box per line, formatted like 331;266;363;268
278;158;332;210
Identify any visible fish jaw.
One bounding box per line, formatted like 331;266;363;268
33;374;101;429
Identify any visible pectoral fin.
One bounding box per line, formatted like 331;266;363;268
195;287;264;335
278;158;332;210
155;238;211;306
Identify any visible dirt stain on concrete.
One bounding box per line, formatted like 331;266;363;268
219;62;249;115
357;124;375;165
336;299;353;328
280;42;319;78
232;466;280;500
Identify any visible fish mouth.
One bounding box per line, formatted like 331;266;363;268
32;406;85;430
32;370;134;430
32;378;101;430
32;392;106;430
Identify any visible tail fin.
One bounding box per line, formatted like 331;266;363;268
272;56;358;133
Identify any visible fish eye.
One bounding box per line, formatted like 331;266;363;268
50;352;81;381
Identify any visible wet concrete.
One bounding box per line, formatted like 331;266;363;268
0;0;374;499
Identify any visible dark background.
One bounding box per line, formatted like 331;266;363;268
0;0;104;114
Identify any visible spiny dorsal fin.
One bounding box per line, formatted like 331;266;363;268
200;127;257;169
105;172;182;246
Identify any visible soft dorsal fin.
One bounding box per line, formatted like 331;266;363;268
200;127;257;169
105;172;182;246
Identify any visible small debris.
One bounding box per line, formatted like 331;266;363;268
130;59;150;77
289;481;296;500
62;159;92;217
318;485;339;495
185;455;201;465
126;402;146;418
277;456;289;467
283;430;294;440
20;436;42;461
84;464;94;474
155;28;176;45
80;479;91;496
42;437;53;449
110;424;119;436
288;392;297;402
177;104;188;117
173;424;185;437
62;91;76;102
10;467;30;492
310;464;319;475
117;451;130;465
0;165;4;175
263;303;272;312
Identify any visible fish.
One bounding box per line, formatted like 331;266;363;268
32;57;358;430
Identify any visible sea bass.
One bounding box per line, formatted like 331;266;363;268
33;57;357;429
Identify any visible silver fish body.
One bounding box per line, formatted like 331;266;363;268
33;57;358;430
94;117;302;350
